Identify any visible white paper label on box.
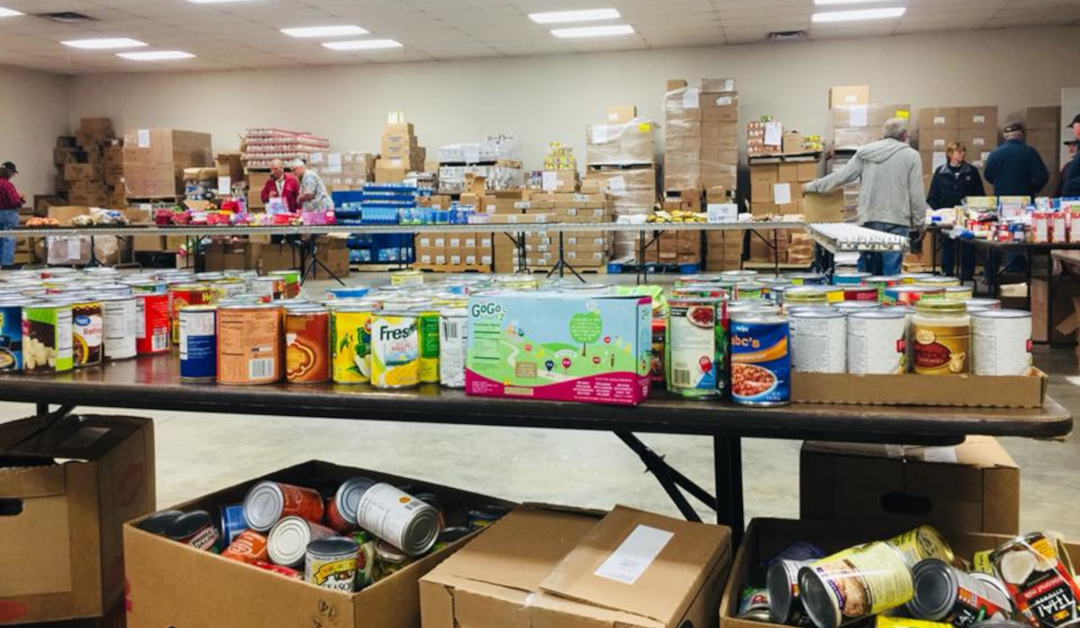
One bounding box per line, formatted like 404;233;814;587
327;153;343;173
933;139;946;148
590;125;609;144
922;446;958;463
716;96;733;106
594;525;674;585
764;122;783;147
542;171;559;191
609;175;627;193
932;152;948;171
773;182;793;205
981;151;991;163
67;238;81;260
934;116;946;125
217;176;231;195
465;147;481;164
137;129;151;148
973;138;986;147
849;105;869;128
845;94;857;103
723;79;735;91
682;87;700;110
973;115;986;124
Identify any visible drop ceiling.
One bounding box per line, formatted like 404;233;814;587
0;0;1076;75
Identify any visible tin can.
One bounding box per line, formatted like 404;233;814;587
913;301;971;376
991;533;1080;628
216;303;282;385
902;272;935;284
221;530;269;565
355;482;441;557
673;285;728;300
972;310;1032;376
126;279;167;294
741;587;772;617
884;286;945;306
71;300;103;368
179;305;217;382
137;510;184;536
327;286;370;300
22;302;73;372
737;282;767;301
917;276;962;288
242;481;326;532
433;527;473;553
721;269;759;283
674;275;724;288
409;305;440;384
136;293;170;355
769;559;816;626
944;286;975;301
729;314;790;406
165;510;219;552
219;503;247;545
375;540;412;580
846;310;907;374
888;525;955;567
415;493;447;529
799;541;914;628
867;275;901;297
788;272;828;286
331;304;373;384
269;270;301;299
351;530;378;589
650;318;666;385
306;537;361;592
169;283;215;344
285;306;330;384
966;299;1001;311
834;301;879;314
0;302;24;371
209;277;246;300
908;559;1012;627
438;308;468;388
833;271;871;285
755;540;828;584
666;297;726;398
789;310;846;374
785;287;830;307
266;516;336;568
370;310;420;389
844;286;880;302
391;269;424;287
99;295;137;361
467;505;511;530
325;477;373;534
250;276;284;302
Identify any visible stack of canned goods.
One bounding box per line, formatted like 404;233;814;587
137;476;509;591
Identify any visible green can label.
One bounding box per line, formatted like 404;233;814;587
23;305;74;372
416;311;440;384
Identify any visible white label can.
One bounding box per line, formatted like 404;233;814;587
101;295;138;360
438;308;468;388
354;482;441;557
847;310;907;374
790;310;846;373
972;310;1032;376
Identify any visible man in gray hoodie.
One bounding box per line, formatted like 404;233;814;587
803;118;926;276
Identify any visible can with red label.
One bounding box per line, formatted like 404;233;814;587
169;283;215;344
242;480;326;532
136;292;170;355
285;306;330;384
221;529;269;565
844;286;879;302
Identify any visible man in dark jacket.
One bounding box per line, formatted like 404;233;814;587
1063;114;1080;196
984;122;1049;197
1056;140;1078;197
927;143;985;279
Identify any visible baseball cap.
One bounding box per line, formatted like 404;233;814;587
1066;140;1080;147
1;161;16;174
1003;121;1025;134
1067;114;1080;128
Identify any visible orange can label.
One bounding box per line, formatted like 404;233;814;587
216;307;282;385
221;530;268;565
278;483;325;523
286;311;330;384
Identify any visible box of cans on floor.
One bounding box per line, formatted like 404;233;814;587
122;460;514;628
720;518;1080;628
0;414;155;625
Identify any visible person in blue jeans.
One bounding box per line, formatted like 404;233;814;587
803;119;926;277
0;162;24;269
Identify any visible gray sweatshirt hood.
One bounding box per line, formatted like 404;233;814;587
857;138;911;164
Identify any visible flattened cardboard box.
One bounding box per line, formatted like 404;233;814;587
421;505;731;628
124;460;515;628
790;369;1047;408
800;436;1020;534
0;415;155;625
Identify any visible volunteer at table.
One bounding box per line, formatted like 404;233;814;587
1062;114;1080;196
0;161;25;269
292;159;334;213
983;122;1050;277
260;159;299;212
1056;139;1078;198
927;142;984;280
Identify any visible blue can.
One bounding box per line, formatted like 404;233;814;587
729;314;791;406
785;272;827;286
326;286;370;300
0;302;23;371
832;271;870;286
219;503;248;547
179;305;216;382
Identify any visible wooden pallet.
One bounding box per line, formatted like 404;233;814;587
349;264;410;272
524;266;608;275
411;264;492;274
743;261;814;271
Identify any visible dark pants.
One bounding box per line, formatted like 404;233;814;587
857;221;908;276
941;239;976;280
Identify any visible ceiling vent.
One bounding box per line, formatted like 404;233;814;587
36;12;97;24
768;30;808;42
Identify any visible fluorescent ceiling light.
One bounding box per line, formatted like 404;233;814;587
812;7;906;22
322;39;403;51
529;8;620;24
281;25;368;38
0;7;23;17
551;24;634;38
117;50;195;61
63;38;147;50
814;0;894;4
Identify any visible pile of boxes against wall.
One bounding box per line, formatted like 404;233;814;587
122;128;214;201
242;127;329;209
437;134;523;194
377;115;427;183
308;152;376;192
1010;106;1064;196
53;118;126;209
916;106;1000;177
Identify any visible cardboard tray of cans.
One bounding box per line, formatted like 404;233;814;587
790;369;1049;408
719;518;1080;628
122;460;516;628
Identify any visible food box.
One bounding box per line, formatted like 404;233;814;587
790;369;1048;408
124;460;515;628
465;292;652;405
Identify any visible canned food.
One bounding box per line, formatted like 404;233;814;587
729;314;790;406
219;503;246;545
844;286;880;302
391;269;424;287
885;286;945;306
768;559;816;626
166;510;219;552
71;300;103;368
650;318;666;385
370;311;420;389
790;310;846;374
913;301;971;376
285;306;330;384
888;525;955;566
266;516;336;568
251;276;285;302
354;481;441;556
438;308;468;388
673;284;728;299
326;286;370;300
331;305;373;384
0;302;23;370
22;302;74;372
209;278;246;300
216;303;282;385
268;270;301;299
944;286;975;301
902;273;935;284
467;505;511;530
736;282;767;301
221;530;269;565
917;276;962;288
666;297;726;398
741;587;772;617
785;287;830;307
242;481;326;532
375;539;412;580
169;283;215;344
415;492;447;528
965;299;1001;311
136;293;170;355
991;533;1080;628
847;310;907;374
180;305;217;382
833;271;871;285
787;272;828;286
972;310;1032;376
137;510;183;536
799;542;914;628
306;537;361;592
409;306;440;384
99;295;137;361
833;301;880;314
351;530;378;589
721;269;759;283
908;559;1012;627
674;275;724;288
324;477;371;534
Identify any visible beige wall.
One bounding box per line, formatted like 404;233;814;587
55;25;1080;176
0;65;70;200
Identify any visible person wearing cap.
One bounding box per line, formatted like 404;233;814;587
927;142;984;280
292;159;334;213
1056;139;1078;197
1062;114;1080;196
260;159;299;212
984;122;1049;197
0;162;25;269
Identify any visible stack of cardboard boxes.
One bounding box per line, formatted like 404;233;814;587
662;79;739;197
705;230;744;271
377;118;426;183
239;128;330;171
122;128;213;199
747;118;782;156
749;160;818;217
413;232;493;271
519;192;614;271
307;152;376;191
53;118;126;208
437;134;523;194
916;106;999;176
1009;106;1064;196
643;193;702;266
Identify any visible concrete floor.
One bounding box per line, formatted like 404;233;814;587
3;271;1078;536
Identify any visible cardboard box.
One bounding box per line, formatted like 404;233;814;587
917;107;959;131
122;129;212;198
586;119;656;165
920;128;960;151
802;188;845;223
133;235;166;252
247;172;270;210
799;436;1020;534
959;129;998;151
125;460;513;628
421;505;731;628
790;370;1048;408
829;85;869;109
1008;106;1062;131
204;241;266;272
0;414;155;624
958;106;999;130
607;105;637;124
215;152;243;182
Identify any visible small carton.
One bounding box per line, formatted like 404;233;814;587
828;85;869;109
607;105;638;124
465;292;652;405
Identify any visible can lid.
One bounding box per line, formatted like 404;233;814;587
915;299;967;315
307;536;360;558
766;560;798;623
136;510;184;535
798;565;841;628
971;308;1030;319
335;477;375;526
909;559;958;620
243;481;285;531
165;510;214;541
267;516;313;566
730;312;786;324
285;305;328;315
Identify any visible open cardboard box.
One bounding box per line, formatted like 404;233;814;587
791;369;1048;408
720;518;1080;628
123;460;516;628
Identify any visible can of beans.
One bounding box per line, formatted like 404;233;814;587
216;303;282;385
136;293;170;354
847;310;908;374
22;302;74;373
169;283;215;344
789;309;846;374
179;305;217;382
666;297;726;399
71;299;104;368
266;516;336;568
354;481;442;557
971;310;1032;376
221;529;269;565
331;304;373;384
242;481;326;532
100;294;137;361
165;510;220;552
799;541;914;628
729;313;790;406
306;537;361;592
285;305;330;384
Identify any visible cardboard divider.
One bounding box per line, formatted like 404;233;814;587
791;369;1048;408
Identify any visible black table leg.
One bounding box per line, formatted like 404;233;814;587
714;435;744;544
35;402;48;416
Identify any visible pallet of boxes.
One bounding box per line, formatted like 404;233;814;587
520;178;614;274
377;115;426;184
308;151;375;191
241;127;330;210
413;174;491;273
53;118;126;210
437;135;522;194
1010;106;1064;196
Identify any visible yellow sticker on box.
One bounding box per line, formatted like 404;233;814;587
896;110;910;120
638;123;652;133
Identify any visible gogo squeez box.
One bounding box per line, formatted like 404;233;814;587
466;292;652;405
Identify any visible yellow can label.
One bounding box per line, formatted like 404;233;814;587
331;310;372;384
370;315;419;388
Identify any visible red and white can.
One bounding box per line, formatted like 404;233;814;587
136;292;170;355
242;480;326;532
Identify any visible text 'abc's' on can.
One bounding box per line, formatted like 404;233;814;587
729;313;790;406
179;305;217;382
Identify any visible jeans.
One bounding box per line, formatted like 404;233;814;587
0;210;17;267
857;221;908;276
941;239;976;280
